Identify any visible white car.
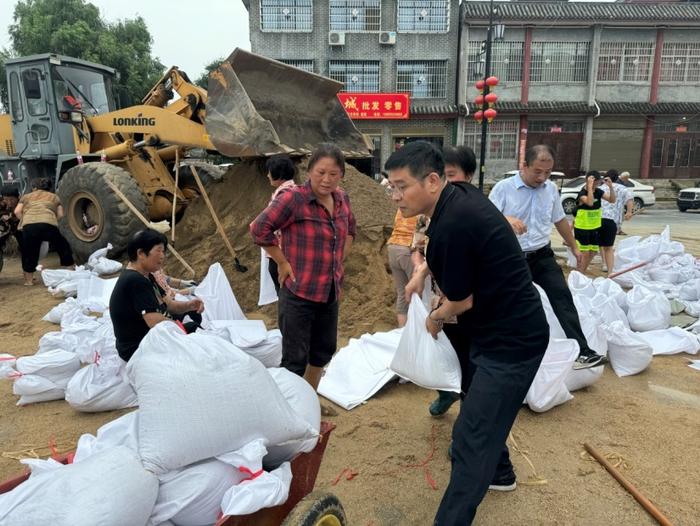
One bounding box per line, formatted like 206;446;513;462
559;176;656;215
677;187;700;212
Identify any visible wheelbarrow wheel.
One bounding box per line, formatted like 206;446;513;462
281;491;347;526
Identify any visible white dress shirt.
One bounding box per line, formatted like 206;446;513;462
489;172;566;252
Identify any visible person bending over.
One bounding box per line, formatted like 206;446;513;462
109;229;204;362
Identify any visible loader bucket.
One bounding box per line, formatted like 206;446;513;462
205;49;372;158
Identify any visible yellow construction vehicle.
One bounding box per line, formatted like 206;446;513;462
0;49;371;260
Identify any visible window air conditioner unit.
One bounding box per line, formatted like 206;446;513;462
329;31;346;46
379;31;396;45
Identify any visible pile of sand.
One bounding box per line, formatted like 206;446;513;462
170;160;398;339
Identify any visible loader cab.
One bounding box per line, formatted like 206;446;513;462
3;54;116;169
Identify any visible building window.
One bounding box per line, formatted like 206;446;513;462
330;0;380;32
660;42;700;83
598;42;654;82
260;0;313;32
397;0;449;33
652;139;663;168
328;61;380;92
462;119;519;160
467;41;523;82
396;60;447;98
530;42;590;83
277;59;314;73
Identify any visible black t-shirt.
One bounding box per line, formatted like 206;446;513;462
576;187;605;210
426;183;549;355
109;269;168;361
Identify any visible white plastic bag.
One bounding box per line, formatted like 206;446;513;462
567;271;596;299
65;356;138;413
41;297;86;324
127;322;316;474
627;286;671;332
564;366;605;392
605;321;653;377
149;459;246;526
593;278;628;312
390;294;461;392
74;411;139;463
195;263;246;326
265;367;320;469
258;248;278;306
76;275;118;313
220;463;292;517
0;447;158;526
87;243;112;267
12;375;65;406
15;349;80;386
525;339;579;413
37;331;79;354
636;327;700;356
679;279;700;302
0;353;16;375
91;257;122;276
590;293;629;329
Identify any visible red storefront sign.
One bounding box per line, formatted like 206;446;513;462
337;93;410;120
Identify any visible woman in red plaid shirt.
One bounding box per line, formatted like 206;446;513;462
251;143;356;398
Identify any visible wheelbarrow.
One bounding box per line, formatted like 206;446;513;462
0;422;345;526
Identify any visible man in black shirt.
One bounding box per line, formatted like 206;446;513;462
110;229;204;362
386;142;549;525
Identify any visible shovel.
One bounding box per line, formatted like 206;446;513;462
191;166;248;273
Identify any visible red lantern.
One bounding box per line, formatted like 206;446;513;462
474;110;484;123
474;94;484;105
475;79;485;91
485;93;498;106
486;76;499;87
484;108;497;123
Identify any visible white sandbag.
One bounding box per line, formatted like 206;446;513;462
564;366;605;392
688;319;700;335
605;321;653;377
627;285;671;332
245;329;283;368
37;331;79;354
127;322;315;474
265;367;320;469
258;248;278;306
525;339;579;413
0;353;16;375
590;293;629;329
74;411;139;463
0;447;158;526
60;308;102;345
15;349;80;386
149;459;246;526
648;265;682;285
593;277;628;312
195;262;246;326
220;462;292;517
679;279;700;302
318;330;401;410
535;284;566;339
76;275;118;313
87;243;112;267
573;295;608;356
12;375;65;405
65;356;138;413
567;271;596;299
683;300;700;318
91;257;122;276
636;327;700;356
78;317;118;364
390;294;461;392
41;297;85;324
210;319;268;348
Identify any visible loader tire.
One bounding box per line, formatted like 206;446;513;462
57;162;149;262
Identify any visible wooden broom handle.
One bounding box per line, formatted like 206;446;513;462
584;443;673;526
105;180;196;278
190;166;239;261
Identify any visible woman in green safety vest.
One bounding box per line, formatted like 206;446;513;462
574;170;615;273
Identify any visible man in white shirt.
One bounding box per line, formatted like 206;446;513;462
489;145;605;369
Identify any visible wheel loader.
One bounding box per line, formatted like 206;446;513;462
0;49;371;261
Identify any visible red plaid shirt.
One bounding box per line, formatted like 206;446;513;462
250;180;356;303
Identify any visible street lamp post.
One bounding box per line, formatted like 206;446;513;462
476;0;505;192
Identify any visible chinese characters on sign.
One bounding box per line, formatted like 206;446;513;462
337;93;410;120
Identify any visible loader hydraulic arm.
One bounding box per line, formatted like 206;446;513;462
142;67;208;124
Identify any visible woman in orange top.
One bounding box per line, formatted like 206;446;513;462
14;178;74;285
387;209;418;327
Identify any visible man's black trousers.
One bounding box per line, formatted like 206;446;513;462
434;335;544;525
527;247;590;354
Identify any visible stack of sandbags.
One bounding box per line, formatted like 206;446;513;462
65;353;137;413
8;350;81;405
0;447;158;526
